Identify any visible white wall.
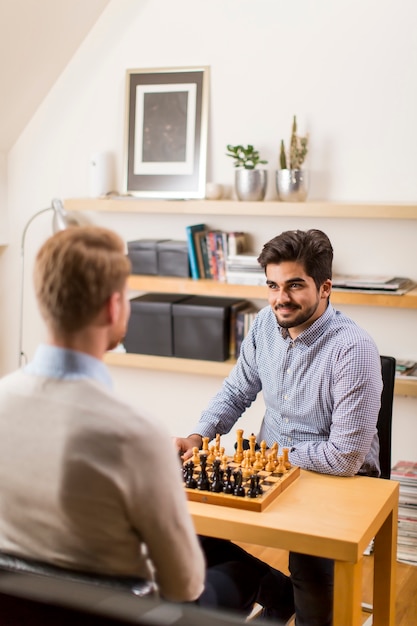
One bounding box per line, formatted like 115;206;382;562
3;0;417;464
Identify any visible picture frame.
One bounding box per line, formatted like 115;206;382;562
123;66;209;199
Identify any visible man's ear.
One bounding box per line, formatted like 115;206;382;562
321;279;332;299
107;291;121;324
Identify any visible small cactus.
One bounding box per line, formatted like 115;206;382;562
279;116;308;170
279;140;287;169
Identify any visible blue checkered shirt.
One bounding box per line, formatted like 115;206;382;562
195;303;382;477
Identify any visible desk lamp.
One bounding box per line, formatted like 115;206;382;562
18;198;83;367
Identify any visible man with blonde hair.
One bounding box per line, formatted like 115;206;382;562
0;225;206;602
0;225;283;616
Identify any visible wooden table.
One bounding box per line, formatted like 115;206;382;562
188;469;399;626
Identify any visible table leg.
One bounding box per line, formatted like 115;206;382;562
333;559;362;626
372;508;397;626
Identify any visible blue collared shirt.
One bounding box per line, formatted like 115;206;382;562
195;303;382;477
25;345;113;390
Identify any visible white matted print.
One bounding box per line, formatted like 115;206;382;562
124;67;209;199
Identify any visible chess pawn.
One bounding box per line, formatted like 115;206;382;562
191;447;200;465
253;450;264;470
276;455;286;475
265;452;276;472
220;454;228;471
241;450;252;478
282;447;292;469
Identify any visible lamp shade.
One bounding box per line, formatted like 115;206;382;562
51;198;82;232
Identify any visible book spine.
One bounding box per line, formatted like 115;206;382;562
200;234;212;279
206;231;219;281
186;224;204;280
194;230;206;280
229;301;248;358
215;232;227;283
234;309;246;359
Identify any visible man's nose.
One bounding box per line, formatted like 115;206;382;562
273;291;292;306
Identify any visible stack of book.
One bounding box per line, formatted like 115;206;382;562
186;223;247;281
391;460;417;565
231;303;259;358
395;359;417;379
226;253;265;286
332;274;416;295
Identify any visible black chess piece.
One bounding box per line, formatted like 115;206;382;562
233;469;245;497
255;473;263;495
197;453;211;491
248;474;259;498
183;460;194;481
184;462;197;489
223;466;234;494
210;459;224;493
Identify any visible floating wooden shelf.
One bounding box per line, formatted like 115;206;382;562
127;275;417;310
65;197;417;220
104;352;417;398
104;351;234;378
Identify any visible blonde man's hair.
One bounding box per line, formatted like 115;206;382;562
34;226;131;334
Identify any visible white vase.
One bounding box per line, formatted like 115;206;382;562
235;169;267;201
276;169;308;202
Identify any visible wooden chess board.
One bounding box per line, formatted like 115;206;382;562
183;458;300;512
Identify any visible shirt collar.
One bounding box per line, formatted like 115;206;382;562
278;302;334;346
24;344;113;390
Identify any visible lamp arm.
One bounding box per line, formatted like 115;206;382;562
18;207;52;367
20;207;52;255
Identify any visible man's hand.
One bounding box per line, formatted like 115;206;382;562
173;434;203;461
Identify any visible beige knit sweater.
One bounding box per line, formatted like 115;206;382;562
0;371;205;602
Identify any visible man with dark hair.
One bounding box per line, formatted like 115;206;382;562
176;229;383;626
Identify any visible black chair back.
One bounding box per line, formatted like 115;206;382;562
378;356;396;479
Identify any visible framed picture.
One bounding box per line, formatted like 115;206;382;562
124;66;209;199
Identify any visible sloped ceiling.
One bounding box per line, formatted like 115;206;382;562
0;0;111;152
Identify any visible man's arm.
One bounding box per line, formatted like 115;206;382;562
126;419;205;602
289;341;383;476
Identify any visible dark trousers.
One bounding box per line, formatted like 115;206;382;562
196;536;333;626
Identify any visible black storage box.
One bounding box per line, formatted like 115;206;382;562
157;240;190;277
172;296;247;362
127;239;168;275
124;293;188;356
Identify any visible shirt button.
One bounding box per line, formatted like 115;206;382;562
284;394;288;400
287;367;291;373
285;418;289;423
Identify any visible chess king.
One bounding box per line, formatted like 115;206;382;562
175;228;383;626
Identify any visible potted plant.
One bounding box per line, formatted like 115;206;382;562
226;144;268;201
276;116;309;201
